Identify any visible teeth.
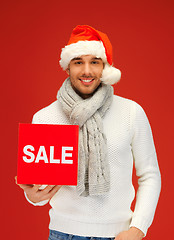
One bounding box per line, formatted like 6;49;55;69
81;79;93;82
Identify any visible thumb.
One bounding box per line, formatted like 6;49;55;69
15;176;18;184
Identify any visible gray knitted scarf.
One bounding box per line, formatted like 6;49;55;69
57;78;113;196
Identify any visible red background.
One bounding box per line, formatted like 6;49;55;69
1;0;173;239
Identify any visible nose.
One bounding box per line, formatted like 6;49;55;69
83;63;91;76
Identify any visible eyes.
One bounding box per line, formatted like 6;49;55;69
74;60;101;65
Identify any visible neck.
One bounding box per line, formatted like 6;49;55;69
71;83;102;99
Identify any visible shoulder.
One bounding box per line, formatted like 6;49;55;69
112;95;152;136
112;95;144;112
32;100;66;124
112;95;148;123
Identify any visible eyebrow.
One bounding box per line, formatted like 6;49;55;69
71;57;102;61
92;57;102;60
71;57;82;61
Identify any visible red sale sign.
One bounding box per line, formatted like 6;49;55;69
17;123;79;185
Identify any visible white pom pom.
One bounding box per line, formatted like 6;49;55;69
101;64;121;85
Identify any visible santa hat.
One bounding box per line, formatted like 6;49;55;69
59;25;121;85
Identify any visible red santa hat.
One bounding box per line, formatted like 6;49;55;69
59;25;121;85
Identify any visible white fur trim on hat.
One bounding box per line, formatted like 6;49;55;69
101;63;121;85
59;40;107;70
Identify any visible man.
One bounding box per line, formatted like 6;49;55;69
16;25;161;240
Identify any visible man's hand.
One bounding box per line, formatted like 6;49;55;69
115;227;144;240
15;176;61;203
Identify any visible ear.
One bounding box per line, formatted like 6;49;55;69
66;68;70;75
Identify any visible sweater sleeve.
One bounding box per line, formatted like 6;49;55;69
129;102;161;236
23;113;49;207
24;192;49;206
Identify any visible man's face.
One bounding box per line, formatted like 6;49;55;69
66;55;104;99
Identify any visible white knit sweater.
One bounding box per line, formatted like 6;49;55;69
25;95;161;237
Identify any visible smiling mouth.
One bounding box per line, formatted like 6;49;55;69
79;78;94;83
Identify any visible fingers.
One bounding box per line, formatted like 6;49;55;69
42;185;55;193
41;185;62;200
15;175;62;202
15;176;17;184
43;185;61;195
50;185;62;194
32;184;43;191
